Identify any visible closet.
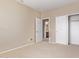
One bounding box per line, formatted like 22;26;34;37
69;14;79;45
56;14;79;45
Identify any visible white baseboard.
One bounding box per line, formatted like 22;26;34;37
0;43;34;54
51;42;69;46
56;42;69;45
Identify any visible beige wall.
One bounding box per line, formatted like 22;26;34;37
41;2;79;43
0;0;79;52
0;0;40;51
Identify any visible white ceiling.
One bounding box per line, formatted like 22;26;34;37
17;0;79;12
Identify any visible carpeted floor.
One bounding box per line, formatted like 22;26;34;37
0;41;79;58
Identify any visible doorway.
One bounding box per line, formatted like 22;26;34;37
42;19;49;42
68;14;79;45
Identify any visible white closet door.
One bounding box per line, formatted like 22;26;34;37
36;17;43;43
56;15;68;45
70;15;79;45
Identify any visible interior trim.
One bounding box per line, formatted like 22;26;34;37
0;43;34;55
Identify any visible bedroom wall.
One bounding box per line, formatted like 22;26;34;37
41;1;79;43
0;0;40;51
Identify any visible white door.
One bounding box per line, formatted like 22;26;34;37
36;17;43;43
70;15;79;45
56;15;68;45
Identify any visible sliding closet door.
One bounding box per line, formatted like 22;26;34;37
70;15;79;45
56;15;68;45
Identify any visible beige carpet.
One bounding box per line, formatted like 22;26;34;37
0;42;79;58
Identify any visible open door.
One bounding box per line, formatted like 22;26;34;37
36;17;43;43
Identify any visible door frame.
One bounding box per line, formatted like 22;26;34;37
67;12;79;45
68;14;79;45
42;17;51;43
